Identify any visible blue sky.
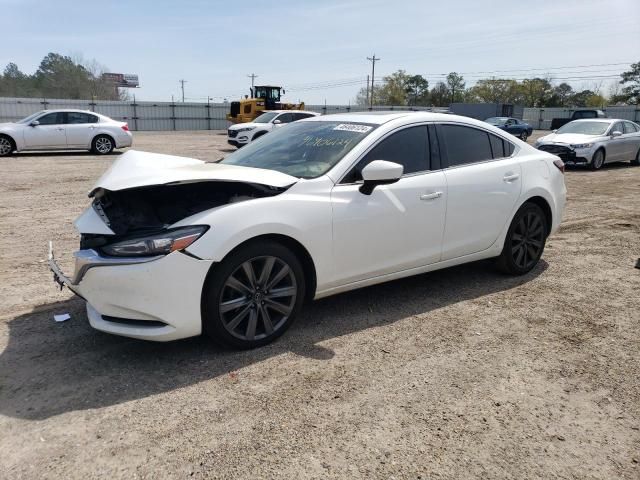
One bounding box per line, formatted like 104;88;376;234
2;0;639;103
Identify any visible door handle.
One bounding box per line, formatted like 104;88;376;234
420;191;443;201
56;127;64;131
503;173;520;182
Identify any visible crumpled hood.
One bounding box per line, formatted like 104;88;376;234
538;133;605;145
89;150;298;196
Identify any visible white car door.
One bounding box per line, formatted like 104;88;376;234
438;124;522;261
623;122;640;159
331;125;447;285
607;121;627;162
65;112;99;147
22;112;67;148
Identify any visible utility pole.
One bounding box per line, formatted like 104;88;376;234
366;74;370;106
367;54;380;109
179;79;187;102
247;73;258;89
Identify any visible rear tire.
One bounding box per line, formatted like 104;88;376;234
202;240;306;349
590;149;605;170
92;135;114;155
0;135;15;157
496;202;547;275
519;131;528;142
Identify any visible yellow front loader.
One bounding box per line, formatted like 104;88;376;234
226;85;305;124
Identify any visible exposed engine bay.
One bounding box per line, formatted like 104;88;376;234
81;181;289;249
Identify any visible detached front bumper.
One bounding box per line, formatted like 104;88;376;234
48;243;213;341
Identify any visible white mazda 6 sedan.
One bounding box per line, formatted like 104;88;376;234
50;112;566;348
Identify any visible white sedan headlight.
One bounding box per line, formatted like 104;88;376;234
570;143;593;149
236;126;256;133
101;226;208;257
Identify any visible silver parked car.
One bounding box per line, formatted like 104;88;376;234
0;110;133;157
534;118;640;170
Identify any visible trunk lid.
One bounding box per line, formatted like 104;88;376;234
89;150;298;196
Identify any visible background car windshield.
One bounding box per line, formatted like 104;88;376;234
221;121;376;178
253;112;278;123
485;117;506;125
557;121;609;135
16;111;45;124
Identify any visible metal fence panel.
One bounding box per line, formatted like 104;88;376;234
3;96;635;131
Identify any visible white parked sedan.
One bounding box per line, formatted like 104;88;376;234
0;110;133;156
49;112;566;348
227;110;319;147
534;118;640;170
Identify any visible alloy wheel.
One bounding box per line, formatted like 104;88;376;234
510;211;545;270
0;137;12;156
95;137;112;154
219;256;297;341
592;150;604;169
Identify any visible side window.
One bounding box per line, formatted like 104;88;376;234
489;133;505;158
66;112;91;124
623;122;638;134
505;118;515;126
37;112;64;125
294;113;314;120
342;125;430;183
276;113;294;123
440;124;493;166
505;140;515;156
611;122;624;134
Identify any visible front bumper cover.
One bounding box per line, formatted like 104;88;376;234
48;242;213;341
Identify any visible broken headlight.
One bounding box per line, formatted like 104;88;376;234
101;226;208;257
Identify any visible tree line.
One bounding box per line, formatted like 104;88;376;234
355;62;640;108
0;53;125;100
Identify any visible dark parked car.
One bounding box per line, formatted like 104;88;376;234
484;117;533;141
550;109;606;130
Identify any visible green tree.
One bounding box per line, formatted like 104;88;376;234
520;77;554;107
614;61;640;104
551;83;573;107
467;78;521;104
405;74;429;106
446;72;466;103
429;81;449;106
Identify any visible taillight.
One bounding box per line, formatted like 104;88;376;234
553;159;565;174
121;124;129;132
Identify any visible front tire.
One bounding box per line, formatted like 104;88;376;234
0;135;15;157
590;149;605;170
631;148;640;166
202;240;306;349
496;202;547;275
92;135;114;155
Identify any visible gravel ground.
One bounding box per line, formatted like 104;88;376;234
0;130;639;479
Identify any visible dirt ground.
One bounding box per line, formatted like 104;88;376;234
0;130;638;479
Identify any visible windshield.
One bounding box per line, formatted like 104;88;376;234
253;112;278;123
221;121;377;178
16;111;45;124
556;121;609;135
485;117;507;125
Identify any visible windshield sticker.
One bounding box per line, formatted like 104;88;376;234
301;135;353;148
333;123;373;133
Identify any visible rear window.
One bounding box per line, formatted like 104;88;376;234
441;124;493;166
220;121;377;178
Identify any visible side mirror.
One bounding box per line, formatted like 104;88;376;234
273;119;282;125
611;130;622;137
359;160;403;195
30;120;40;127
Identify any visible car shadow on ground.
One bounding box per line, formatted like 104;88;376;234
0;259;547;420
10;151;124;157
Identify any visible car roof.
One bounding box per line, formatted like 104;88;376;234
306;111;483;126
266;110;319;115
570;118;618;123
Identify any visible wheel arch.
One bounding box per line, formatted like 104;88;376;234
520;195;552;237
92;132;115;148
0;133;17;152
252;130;268;140
202;233;318;304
